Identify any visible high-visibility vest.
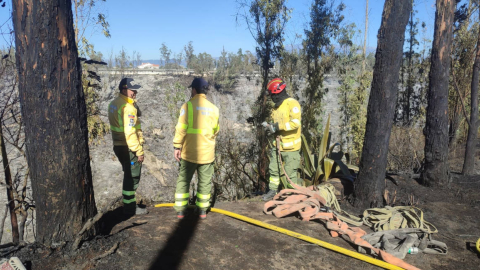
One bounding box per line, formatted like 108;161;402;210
108;94;144;156
271;98;302;151
173;94;219;164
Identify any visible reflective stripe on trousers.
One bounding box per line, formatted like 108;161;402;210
175;193;189;207
196;193;211;208
270;177;280;186
268;149;301;190
174;160;214;212
113;146;142;212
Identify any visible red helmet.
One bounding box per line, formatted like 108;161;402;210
267;78;286;94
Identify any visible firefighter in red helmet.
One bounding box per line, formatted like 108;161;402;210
262;78;302;201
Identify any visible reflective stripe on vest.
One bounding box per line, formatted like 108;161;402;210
110;103;127;132
285;122;292;131
186;101;216;135
285;119;301;131
176;123;188;130
282;138;302;148
110;125;123;132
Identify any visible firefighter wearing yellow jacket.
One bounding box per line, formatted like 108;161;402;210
108;78;147;216
262;78;302;201
173;78;219;220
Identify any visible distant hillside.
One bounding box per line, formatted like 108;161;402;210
142;59;186;67
106;59;187;68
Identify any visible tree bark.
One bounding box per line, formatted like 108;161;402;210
462;7;480;176
421;0;455;186
0;124;19;244
12;0;97;246
355;0;412;208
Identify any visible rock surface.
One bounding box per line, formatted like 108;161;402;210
0;73;345;244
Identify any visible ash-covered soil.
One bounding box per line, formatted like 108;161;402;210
9;174;480;270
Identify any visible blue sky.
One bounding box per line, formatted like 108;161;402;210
0;0;438;60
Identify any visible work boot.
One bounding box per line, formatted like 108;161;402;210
123;205;148;216
135;205;148;215
262;189;277;201
176;211;185;220
199;209;207;220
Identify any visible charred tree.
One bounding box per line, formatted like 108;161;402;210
462;6;480;176
12;0;97;245
237;0;290;187
421;0;455;186
355;0;412;208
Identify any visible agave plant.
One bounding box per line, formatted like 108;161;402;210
300;114;358;187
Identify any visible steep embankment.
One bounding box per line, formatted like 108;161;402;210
91;74;261;208
90;73;345;208
0;73;344;244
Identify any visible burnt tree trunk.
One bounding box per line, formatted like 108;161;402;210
421;0;455;186
462;7;480;176
355;0;411;208
0;124;19;244
12;0;97;246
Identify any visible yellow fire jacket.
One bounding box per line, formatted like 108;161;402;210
173;94;220;164
271;98;302;151
108;94;145;156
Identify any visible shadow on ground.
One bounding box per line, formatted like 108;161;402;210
148;210;200;270
99;207;133;235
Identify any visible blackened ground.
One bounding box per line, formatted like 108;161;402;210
8;175;480;270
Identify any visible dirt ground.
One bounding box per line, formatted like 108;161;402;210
7;173;480;270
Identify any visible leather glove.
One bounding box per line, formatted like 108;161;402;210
261;122;278;135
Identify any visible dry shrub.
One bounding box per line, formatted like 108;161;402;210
213;123;258;201
387;125;424;173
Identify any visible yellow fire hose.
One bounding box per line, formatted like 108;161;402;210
155;203;404;270
476;238;480;253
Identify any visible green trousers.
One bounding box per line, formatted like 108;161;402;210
174;160;213;212
114;146;142;214
268;148;301;190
